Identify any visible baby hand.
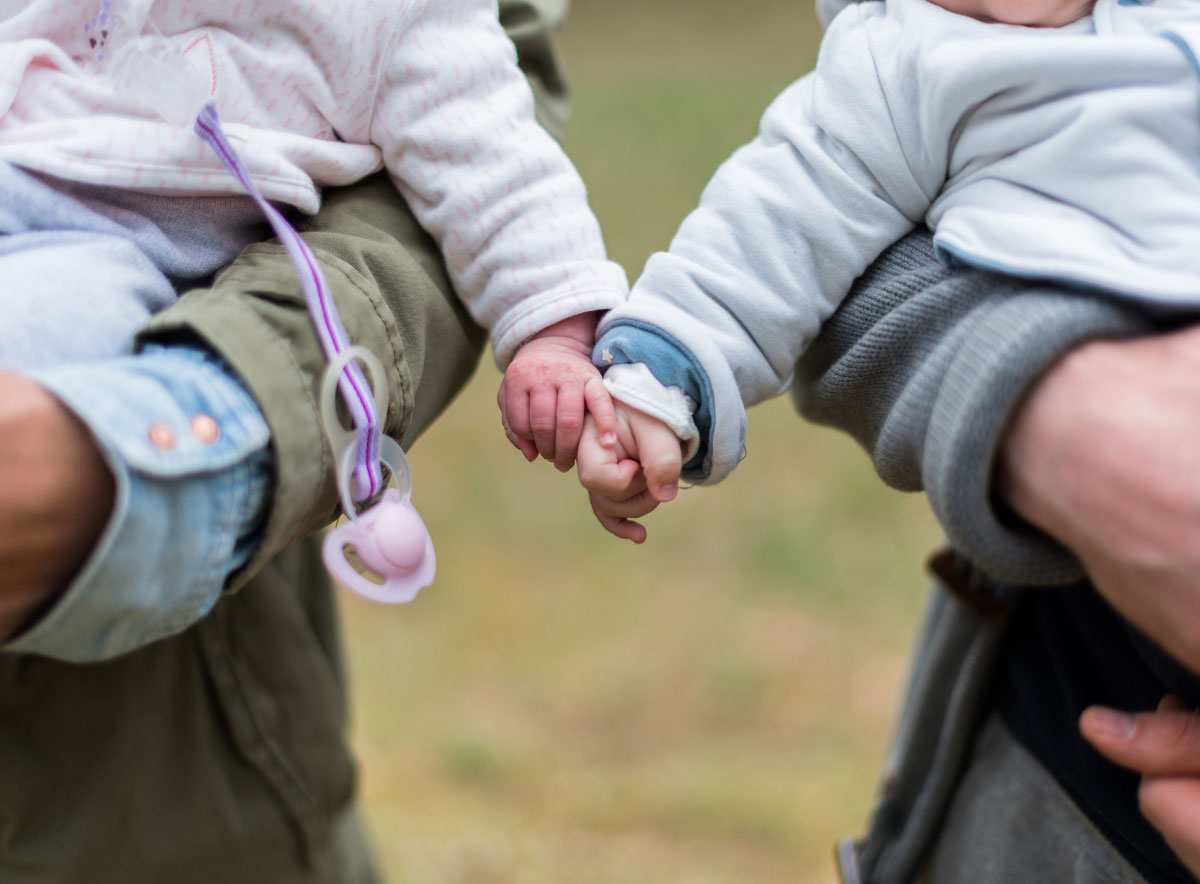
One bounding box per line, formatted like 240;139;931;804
576;400;684;543
498;312;617;471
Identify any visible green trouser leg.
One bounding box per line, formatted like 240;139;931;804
0;174;485;884
0;2;569;878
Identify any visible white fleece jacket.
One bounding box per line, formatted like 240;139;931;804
0;0;627;365
600;0;1200;482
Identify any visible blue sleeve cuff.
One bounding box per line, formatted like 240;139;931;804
595;319;715;479
4;345;274;662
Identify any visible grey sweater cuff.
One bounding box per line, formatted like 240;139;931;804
795;230;1155;586
923;288;1152;585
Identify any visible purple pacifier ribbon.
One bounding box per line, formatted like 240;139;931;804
194;102;435;602
193;104;382;501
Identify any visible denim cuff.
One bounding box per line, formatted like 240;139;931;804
5;345;273;661
595;319;714;479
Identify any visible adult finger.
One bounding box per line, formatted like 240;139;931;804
1080;697;1200;777
584;377;618;448
1138;775;1200;876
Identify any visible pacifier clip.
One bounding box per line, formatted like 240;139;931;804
93;0;435;602
195;105;437;603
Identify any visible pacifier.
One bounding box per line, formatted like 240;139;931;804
319;346;437;603
322;468;437;604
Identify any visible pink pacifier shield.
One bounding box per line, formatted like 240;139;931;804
322;490;436;603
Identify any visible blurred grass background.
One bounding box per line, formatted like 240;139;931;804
341;1;943;881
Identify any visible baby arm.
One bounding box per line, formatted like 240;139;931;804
499;311;617;470
374;0;623;318
373;0;627;467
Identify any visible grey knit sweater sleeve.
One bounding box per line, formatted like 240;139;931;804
792;229;1155;586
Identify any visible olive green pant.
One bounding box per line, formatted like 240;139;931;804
0;173;486;884
0;4;564;879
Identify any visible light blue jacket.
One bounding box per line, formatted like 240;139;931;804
598;0;1200;484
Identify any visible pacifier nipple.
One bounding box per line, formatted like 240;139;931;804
375;503;428;571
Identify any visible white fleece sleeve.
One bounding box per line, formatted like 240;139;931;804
371;0;628;367
597;4;941;482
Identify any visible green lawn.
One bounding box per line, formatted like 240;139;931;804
341;2;943;881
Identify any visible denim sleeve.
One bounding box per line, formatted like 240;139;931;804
3;345;274;662
594;319;717;480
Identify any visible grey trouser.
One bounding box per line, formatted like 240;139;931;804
840;560;1147;884
923;713;1146;884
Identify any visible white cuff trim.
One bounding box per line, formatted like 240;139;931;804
602;362;700;462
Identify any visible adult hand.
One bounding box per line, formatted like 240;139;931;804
498;312;617;471
998;324;1200;675
0;370;114;641
1081;696;1200;876
576;402;682;543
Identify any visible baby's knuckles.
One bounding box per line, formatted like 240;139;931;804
508;340;598;388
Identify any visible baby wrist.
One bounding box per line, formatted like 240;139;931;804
532;311;600;346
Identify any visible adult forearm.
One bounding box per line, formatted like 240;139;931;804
998;326;1200;674
797;229;1200;674
0;372;114;641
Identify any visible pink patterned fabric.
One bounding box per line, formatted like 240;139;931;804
0;0;628;365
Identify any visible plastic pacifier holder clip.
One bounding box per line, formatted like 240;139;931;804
91;6;435;604
319;347;437;603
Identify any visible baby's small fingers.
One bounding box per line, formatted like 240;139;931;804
554;383;585;472
511;434;538;461
576;413;646;497
498;381;537;461
593;488;661;520
577;456;642;498
529;387;558;462
501;414;536;459
590;494;647;544
502;381;532;438
631;424;683;502
584;377;618;448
